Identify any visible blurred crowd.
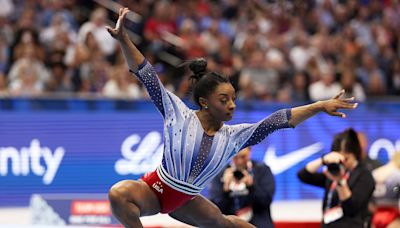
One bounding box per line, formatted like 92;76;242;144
0;0;399;102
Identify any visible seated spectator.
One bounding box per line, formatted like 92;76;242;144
340;70;366;102
8;45;49;96
290;71;310;103
12;28;45;62
39;0;78;31
143;1;177;53
309;67;342;101
102;66;142;99
78;7;116;57
176;18;206;59
238;50;279;101
356;52;387;96
8;63;44;96
40;12;77;53
289;32;314;72
46;62;73;93
79;54;110;94
1;0;400;100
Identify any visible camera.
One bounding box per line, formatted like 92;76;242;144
327;162;344;176
233;170;244;180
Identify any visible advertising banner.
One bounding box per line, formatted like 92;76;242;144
0;104;399;207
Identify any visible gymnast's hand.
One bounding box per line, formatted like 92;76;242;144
320;90;358;118
106;7;129;41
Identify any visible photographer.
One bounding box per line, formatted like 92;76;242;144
297;128;375;227
208;147;275;228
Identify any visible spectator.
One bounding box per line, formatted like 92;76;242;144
238;49;279;101
46;62;72;93
70;31;106;94
1;0;400;100
8;62;44;96
340;70;366;102
290;71;310;103
79;54;110;94
356;52;386;96
309;67;342;101
199;2;235;39
200;19;224;55
12;29;45;62
176;18;206;59
208;147;275;228
298;128;375;227
0;0;14;18
40;12;77;53
7;45;50;91
39;0;78;31
233;22;267;57
143;1;177;52
102;65;142;99
289;32;314;72
371;152;400;228
78;7;116;57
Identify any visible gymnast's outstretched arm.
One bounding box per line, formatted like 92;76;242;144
289;89;358;127
238;90;357;149
106;8;143;71
107;7;184;118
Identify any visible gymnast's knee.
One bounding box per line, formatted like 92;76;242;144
108;180;138;209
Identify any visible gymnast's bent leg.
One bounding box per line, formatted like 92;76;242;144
108;180;160;228
169;194;255;228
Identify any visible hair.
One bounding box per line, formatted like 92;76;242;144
187;58;230;108
340;128;362;161
331;128;362;161
331;132;344;152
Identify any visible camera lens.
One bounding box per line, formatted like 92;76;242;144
233;170;244;180
327;163;342;176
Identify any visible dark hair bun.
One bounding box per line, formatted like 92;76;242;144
188;58;207;81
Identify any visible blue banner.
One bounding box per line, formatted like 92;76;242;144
0;102;399;206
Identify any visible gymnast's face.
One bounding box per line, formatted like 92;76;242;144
204;83;236;122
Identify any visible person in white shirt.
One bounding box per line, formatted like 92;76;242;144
309;67;342;101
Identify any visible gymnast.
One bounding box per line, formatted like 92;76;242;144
107;7;358;228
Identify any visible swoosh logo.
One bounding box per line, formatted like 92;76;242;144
263;143;324;174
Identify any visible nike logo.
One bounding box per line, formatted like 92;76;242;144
263;143;324;174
